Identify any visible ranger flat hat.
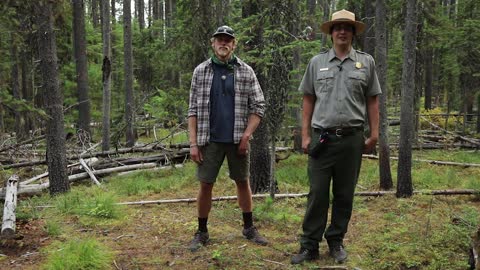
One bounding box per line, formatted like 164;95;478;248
320;9;365;35
212;25;235;38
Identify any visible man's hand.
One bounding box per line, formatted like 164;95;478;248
237;136;249;156
190;146;203;164
302;136;311;154
363;136;378;154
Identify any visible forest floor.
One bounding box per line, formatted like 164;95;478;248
1;152;479;269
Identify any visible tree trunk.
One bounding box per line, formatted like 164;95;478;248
363;0;375;56
375;0;393;190
242;0;270;194
73;0;91;139
111;0;116;23
92;0;99;27
35;0;70;195
101;0;112;151
397;0;417;198
321;0;330;48
306;0;317;40
165;0;176;28
424;47;433;110
10;33;23;140
21;44;35;134
137;0;145;30
124;0;135;147
477;94;480;134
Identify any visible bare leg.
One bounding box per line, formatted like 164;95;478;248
235;180;252;212
198;182;214;218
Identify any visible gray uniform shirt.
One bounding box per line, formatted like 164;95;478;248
299;48;381;129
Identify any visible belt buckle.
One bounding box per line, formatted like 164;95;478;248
335;128;343;137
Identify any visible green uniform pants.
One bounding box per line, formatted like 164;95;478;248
300;128;364;250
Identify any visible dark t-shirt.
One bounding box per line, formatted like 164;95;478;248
209;62;235;143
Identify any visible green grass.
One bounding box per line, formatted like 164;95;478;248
42;238;114;270
5;149;479;270
52;187;125;223
43;220;62;237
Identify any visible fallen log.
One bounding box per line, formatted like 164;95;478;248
421;116;480;147
363;154;480;168
21;158;99;185
2;175;19;238
0;135;46;154
0;163;161;198
117;189;480;205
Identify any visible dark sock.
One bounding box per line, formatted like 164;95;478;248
198;217;208;232
242;212;253;229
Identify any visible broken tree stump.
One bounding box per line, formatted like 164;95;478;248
2;175;19;238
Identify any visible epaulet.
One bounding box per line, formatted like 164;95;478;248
319;49;328;54
355;49;367;54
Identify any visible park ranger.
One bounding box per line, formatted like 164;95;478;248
291;9;381;264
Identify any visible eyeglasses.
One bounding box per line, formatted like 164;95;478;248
332;24;354;32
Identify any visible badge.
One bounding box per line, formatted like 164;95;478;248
355;62;362;69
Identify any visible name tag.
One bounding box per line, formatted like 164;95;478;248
319;67;329;71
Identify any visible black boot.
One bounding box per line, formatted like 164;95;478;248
329;244;347;263
291;247;319;264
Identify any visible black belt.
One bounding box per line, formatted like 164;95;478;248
313;126;363;136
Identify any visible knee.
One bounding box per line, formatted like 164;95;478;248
200;182;214;193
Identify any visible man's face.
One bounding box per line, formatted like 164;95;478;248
331;23;354;47
212;34;236;60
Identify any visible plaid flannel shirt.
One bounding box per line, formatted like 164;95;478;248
188;58;265;146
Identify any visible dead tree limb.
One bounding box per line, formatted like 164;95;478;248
0;163;160;198
79;158;101;186
0;135;46;154
2;175;19;238
117;189;480;205
363;154;480;168
421;116;480;147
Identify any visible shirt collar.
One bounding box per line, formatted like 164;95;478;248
328;47;357;62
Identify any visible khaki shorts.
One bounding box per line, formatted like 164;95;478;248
197;142;250;183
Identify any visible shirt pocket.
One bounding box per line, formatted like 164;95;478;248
314;71;334;94
347;71;367;96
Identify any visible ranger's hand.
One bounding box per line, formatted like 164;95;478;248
302;136;311;154
363;137;378;154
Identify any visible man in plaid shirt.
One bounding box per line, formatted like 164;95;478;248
187;25;267;252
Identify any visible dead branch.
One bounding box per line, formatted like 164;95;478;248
0;163;160;198
117;189;480;205
363;154;480;168
79;158;101;186
421;116;480;147
0;135;46;154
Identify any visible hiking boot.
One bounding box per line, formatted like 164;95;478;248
329;244;347;263
291;247;320;264
188;230;209;252
242;226;268;245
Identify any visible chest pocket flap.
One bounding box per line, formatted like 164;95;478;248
316;70;334;80
347;71;367;81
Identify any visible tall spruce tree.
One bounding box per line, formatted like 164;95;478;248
35;0;69;195
72;0;91;140
397;0;417;198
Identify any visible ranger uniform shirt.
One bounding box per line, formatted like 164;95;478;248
188;58;265;146
299;48;381;129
